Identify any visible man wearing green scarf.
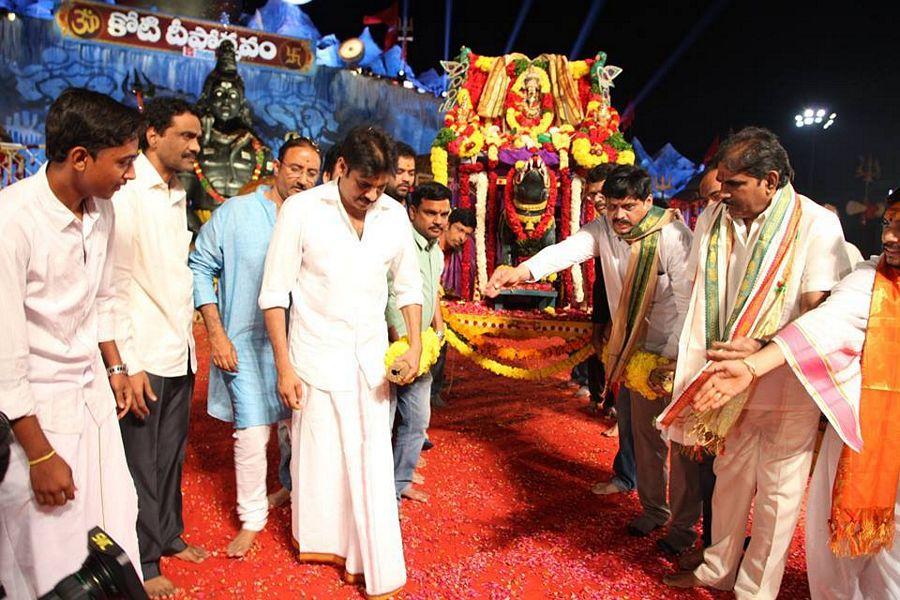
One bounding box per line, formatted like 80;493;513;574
486;165;695;550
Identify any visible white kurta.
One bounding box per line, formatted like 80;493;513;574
259;181;423;597
523;215;694;358
0;167;141;598
678;195;851;599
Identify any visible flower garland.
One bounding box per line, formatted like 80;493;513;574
623;350;671;401
577;175;595;305
473;171;489;295
444;326;594;381
384;328;443;383
485;170;499;277
502;166;557;243
504;65;555;136
568;172;585;304
193;135;265;204
430;146;449;185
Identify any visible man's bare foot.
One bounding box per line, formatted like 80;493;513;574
227;529;259;558
400;486;429;503
144;575;178;599
173;544;208;563
412;470;425;485
602;423;619;437
268;487;290;508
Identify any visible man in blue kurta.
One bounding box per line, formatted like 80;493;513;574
189;137;321;557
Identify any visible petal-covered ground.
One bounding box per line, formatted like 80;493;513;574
166;327;810;598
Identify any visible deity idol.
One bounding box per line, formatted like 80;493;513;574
498;156;556;266
183;40;273;228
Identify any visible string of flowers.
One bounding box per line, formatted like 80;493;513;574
556;169;573;304
384;328;444;384
578;175;595;306
444;325;594;381
458;169;473;298
502;166;557;243
566;170;585;304
485;170;499;278
623;350;671;400
473;171;489;294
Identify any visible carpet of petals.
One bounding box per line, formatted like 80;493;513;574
166;327;810;598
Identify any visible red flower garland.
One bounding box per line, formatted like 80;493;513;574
458;169;473;299
502;167;557;243
583;196;597;306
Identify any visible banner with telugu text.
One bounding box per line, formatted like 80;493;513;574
56;0;314;73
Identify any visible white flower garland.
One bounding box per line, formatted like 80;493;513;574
474;171;489;296
569;175;584;303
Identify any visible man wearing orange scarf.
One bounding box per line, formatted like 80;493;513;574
691;190;900;599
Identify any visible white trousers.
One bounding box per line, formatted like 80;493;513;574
806;426;900;600
234;422;287;532
695;408;820;600
291;371;406;598
0;407;141;598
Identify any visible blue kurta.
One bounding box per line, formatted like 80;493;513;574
189;187;290;428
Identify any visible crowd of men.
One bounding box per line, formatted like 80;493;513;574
0;86;896;600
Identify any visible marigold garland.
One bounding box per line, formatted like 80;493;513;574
623;350;671;400
502;166;557;243
444;326;594;381
384;328;443;384
430;146;449;185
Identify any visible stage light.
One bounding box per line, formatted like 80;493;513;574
282;0;313;5
795;106;835;130
7;12;16;21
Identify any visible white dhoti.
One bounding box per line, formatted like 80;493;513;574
806;426;900;600
694;407;820;600
291;369;406;598
0;406;141;598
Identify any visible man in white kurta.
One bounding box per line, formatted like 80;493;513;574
259;126;423;599
0;89;142;598
661;128;852;599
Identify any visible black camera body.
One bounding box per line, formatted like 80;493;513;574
38;527;148;600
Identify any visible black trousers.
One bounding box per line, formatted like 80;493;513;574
119;368;194;579
699;451;717;548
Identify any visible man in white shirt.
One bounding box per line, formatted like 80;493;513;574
661;128;852;599
112;97;206;598
260;126;423;599
486;164;694;544
0;88;142;598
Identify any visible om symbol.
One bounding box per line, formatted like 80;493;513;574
68;6;101;39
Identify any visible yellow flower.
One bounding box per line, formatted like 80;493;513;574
474;56;497;71
568;60;590;79
513;136;526;149
430;146;448;185
384;328;443;383
550;130;571;152
616;149;635;165
487;145;499;162
571;137;608;168
458;129;485;158
623;350;668;400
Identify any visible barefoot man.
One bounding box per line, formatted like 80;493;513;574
260;126;423;598
0;88;142;598
113;98;209;596
190;136;321;557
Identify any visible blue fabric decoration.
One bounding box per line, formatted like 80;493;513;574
248;0;320;41
0;17;443;178
630;137;700;200
358;26;384;68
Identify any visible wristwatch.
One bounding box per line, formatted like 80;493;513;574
106;364;128;377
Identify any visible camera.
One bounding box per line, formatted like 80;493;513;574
37;527;147;600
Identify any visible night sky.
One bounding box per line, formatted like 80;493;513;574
295;0;897;251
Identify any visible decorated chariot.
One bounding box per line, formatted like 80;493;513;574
433;48;636;380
